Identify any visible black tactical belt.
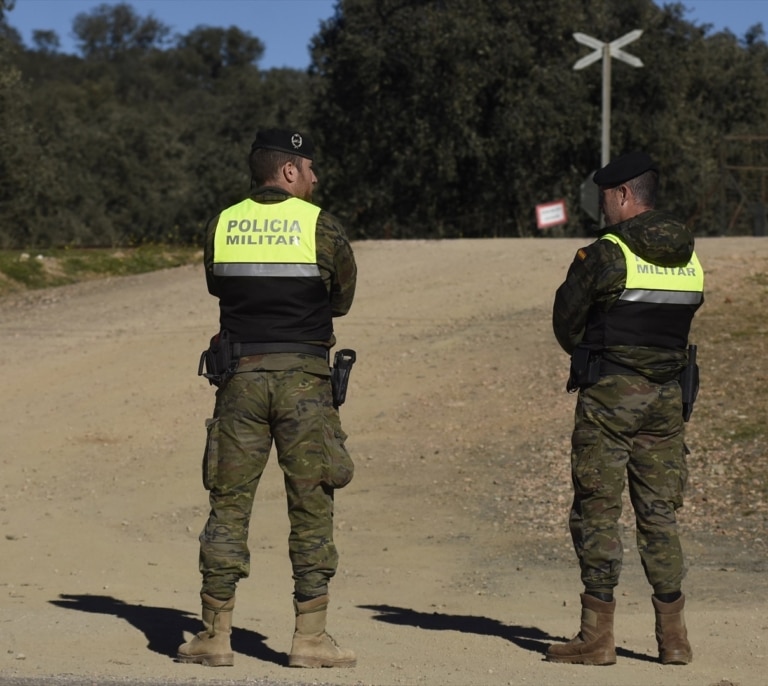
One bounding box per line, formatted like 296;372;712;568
600;359;683;385
599;359;642;376
236;342;328;359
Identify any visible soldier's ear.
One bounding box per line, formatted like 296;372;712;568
619;184;630;205
281;161;297;183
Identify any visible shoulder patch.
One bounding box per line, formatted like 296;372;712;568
577;248;588;261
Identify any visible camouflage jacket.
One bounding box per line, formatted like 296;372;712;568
552;209;703;380
204;187;357;373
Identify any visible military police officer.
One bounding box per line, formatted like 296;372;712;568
178;128;357;669
548;152;703;666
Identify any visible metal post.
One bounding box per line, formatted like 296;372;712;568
601;45;611;168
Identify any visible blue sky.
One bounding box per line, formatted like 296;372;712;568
4;0;767;70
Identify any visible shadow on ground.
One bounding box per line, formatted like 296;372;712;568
49;593;285;665
360;603;656;664
48;594;658;666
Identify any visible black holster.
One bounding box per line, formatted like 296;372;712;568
566;345;601;393
331;349;356;408
198;330;237;387
679;344;699;422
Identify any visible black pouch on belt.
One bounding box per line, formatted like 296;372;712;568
198;330;236;387
679;344;699;422
566;345;601;393
331;349;356;408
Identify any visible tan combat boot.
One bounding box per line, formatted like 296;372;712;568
288;595;356;668
177;593;235;667
652;594;692;665
546;593;617;665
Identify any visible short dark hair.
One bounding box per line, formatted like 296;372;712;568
248;148;305;187
625;169;658;208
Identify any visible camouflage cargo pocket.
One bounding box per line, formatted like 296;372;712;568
571;427;603;495
672;446;689;510
202;417;220;491
321;419;354;489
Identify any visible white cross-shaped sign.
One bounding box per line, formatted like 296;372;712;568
573;30;644;70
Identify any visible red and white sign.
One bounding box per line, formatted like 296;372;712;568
536;199;568;229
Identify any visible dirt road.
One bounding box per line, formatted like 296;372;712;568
1;237;766;686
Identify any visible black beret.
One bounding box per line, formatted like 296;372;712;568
593;151;658;187
250;128;314;160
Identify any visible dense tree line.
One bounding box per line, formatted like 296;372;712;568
0;0;766;247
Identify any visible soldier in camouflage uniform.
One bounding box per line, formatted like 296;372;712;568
547;152;704;666
177;129;357;669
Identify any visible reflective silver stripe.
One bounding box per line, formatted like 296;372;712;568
619;289;703;305
213;263;321;277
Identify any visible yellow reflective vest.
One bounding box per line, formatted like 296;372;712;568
213;197;321;276
589;233;704;350
604;234;704;305
210;197;332;343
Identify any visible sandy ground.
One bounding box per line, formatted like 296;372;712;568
1;237;766;686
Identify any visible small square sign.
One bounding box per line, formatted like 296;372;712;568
536;200;568;229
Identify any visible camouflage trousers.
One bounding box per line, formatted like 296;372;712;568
198;367;354;600
568;374;688;595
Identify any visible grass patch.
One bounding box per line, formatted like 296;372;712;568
0;255;55;289
711;420;768;442
728;422;767;441
0;246;202;296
